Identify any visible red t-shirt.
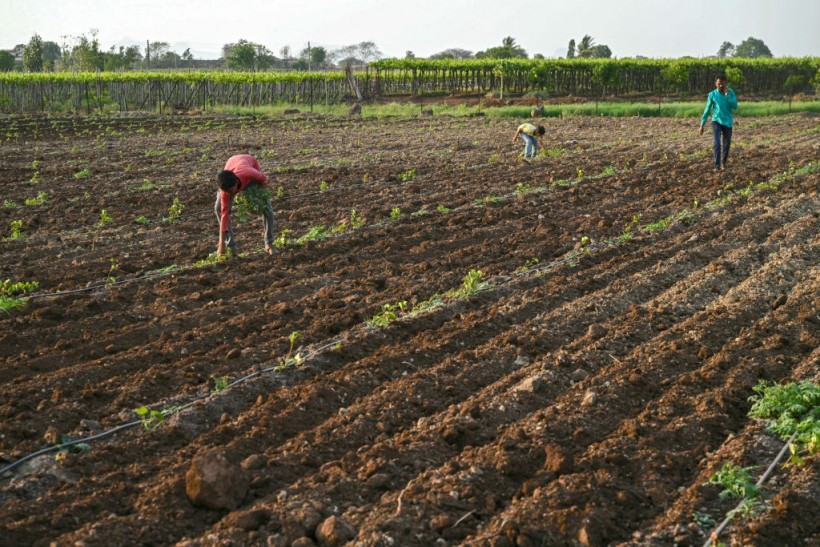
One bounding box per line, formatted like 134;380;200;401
219;155;268;233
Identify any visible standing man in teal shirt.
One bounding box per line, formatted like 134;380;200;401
699;75;738;170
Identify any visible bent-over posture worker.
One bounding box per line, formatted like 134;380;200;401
215;154;275;256
512;123;547;161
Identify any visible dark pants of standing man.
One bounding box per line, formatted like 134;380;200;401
214;185;275;251
711;121;732;169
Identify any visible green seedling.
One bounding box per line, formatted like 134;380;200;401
211;375;230;393
599;165;617;177
487;153;499;164
24;191;48;206
693;512;717;534
437;205;451;214
74;168;91;179
276;331;304;371
54;434;91;461
707;462;761;501
31;160;40;170
295;225;329;245
134;406;165;430
514;258;540;273
576;167;584;179
390;207;401;221
195;251;231;268
4;220;24;241
165;197;184;222
448;269;487;299
3;200;20;209
106;258;118;285
134;216;150;225
98;209;112;227
362;173;370;184
546;147;565;158
515;182;532;195
579;235;591;254
274;229;291;248
319;180;329;192
400;168;416;182
473;195;507;206
367;301;407;328
29;171;41;184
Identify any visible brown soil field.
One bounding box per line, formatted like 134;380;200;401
0;111;818;547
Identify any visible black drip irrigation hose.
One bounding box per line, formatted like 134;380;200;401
703;431;799;547
0;338;344;478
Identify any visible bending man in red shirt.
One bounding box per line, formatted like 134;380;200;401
215;154;275;256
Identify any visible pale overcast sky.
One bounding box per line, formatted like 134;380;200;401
2;0;819;60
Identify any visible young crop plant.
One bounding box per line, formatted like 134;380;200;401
195;251;231;268
275;331;304;371
29;171;41;184
448;269;488;299
437;205;451;214
134;216;150;225
274;229;291;249
164;197;185;222
389;207;401;221
134;406;166;430
3;200;20;209
367;301;407;328
106;258;119;285
319;180;329;192
748;380;820;465
515;182;532;195
275;186;285;201
1;279;39;297
295;225;329;245
575;167;584;179
473;195;507;207
400;168;416;182
98;209;112;228
514;258;540;274
210;375;230;393
74;168;91;179
24;191;48;206
707;462;762;501
598;165;617;177
547;147;565;158
4;220;24;241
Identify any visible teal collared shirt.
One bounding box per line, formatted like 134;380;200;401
701;88;738;127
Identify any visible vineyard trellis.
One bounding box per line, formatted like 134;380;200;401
0;58;817;113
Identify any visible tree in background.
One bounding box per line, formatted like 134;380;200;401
330;42;383;66
103;45;142;71
567;39;576;59
734;37;773;58
569;35;612;58
405;51;415;60
0;51;14;72
223;40;277;70
475;36;527;59
42;41;61;70
717;41;735;58
429;48;473;60
296;45;328;69
22;34;44;72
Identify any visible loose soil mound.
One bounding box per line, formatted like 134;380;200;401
0;113;818;546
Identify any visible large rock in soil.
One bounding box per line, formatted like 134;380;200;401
185;449;249;510
316;515;357;546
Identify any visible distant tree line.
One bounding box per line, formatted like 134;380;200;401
0;30;786;75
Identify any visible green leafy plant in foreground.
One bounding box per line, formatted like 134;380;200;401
0;278;38;312
707;462;762;501
74;168;91;179
748;380;820;465
134;406;165;430
274;229;291;249
389;207;401;221
400;168;416;182
134;216;150;225
295;225;329;245
3;200;19;209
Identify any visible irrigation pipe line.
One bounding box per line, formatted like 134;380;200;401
703;431;800;547
17;158;815;305
0;337;345;479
